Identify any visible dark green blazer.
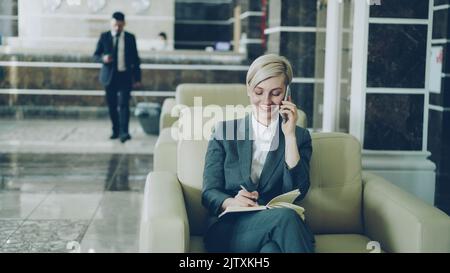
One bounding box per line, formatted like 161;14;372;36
201;114;312;223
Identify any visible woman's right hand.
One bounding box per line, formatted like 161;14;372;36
221;190;259;210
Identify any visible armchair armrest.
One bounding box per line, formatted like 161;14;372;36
363;171;450;253
160;98;178;131
154;128;178;173
139;171;190;253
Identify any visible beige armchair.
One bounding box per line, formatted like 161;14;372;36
154;83;307;173
140;132;450;253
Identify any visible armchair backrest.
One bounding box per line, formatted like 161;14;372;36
176;84;249;107
299;133;364;234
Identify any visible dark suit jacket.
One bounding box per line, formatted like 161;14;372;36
202;115;312;227
93;31;141;87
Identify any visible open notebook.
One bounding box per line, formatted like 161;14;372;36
218;189;305;220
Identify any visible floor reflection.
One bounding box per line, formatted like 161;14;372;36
0;153;152;252
0;153;151;193
105;154;130;191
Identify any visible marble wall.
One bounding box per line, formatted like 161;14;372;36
369;0;429;18
0;65;245;91
364;0;429;150
0;66;246;104
428;0;450;214
0;51;247;118
367;24;427;88
364;94;424;151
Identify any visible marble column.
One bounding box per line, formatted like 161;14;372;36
265;0;319;128
429;0;450;214
350;0;436;204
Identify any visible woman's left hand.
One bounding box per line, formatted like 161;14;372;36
280;98;297;138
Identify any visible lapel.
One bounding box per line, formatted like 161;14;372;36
236;115;255;191
258;120;285;190
106;32;113;51
123;31;128;55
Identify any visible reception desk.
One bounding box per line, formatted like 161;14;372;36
0;47;247;118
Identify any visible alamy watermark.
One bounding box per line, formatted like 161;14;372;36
169;97;284;150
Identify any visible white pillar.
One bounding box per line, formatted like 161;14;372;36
349;0;369;143
322;0;343;132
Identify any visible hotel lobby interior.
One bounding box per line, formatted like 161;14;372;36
1;0;450;254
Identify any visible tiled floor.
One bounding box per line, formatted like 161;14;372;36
0;119;158;154
0;119;154;252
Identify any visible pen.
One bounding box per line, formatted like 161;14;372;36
240;185;258;202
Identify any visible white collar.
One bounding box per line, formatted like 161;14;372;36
111;31;123;37
251;113;279;140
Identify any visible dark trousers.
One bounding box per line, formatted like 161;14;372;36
204;208;315;253
105;71;131;136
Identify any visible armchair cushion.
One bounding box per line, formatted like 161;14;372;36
314;234;380;253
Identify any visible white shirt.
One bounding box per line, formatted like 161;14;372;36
250;114;279;184
111;31;126;72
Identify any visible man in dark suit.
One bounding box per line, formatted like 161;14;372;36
94;11;141;143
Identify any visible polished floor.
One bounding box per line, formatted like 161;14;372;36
0;153;152;253
0;119;157;154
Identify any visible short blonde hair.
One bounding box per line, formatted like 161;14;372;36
246;54;293;91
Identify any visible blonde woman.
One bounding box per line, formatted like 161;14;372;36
202;54;314;253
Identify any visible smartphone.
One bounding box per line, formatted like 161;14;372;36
281;86;291;123
283;85;291;101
